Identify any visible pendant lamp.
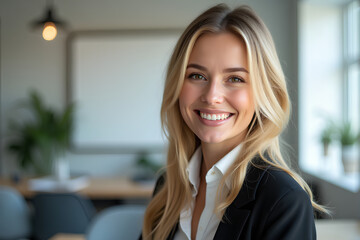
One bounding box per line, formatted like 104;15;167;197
31;0;67;41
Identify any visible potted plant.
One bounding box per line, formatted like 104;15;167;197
133;152;163;182
320;122;336;157
337;121;360;173
7;91;74;178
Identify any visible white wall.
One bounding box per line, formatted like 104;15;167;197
0;0;298;177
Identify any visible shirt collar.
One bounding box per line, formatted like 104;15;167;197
186;147;202;196
186;144;242;192
209;144;242;188
214;145;242;176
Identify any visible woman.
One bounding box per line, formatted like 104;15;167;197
141;4;327;240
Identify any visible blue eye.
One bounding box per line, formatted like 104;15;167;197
188;73;206;80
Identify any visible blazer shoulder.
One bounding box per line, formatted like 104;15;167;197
233;162;310;210
256;168;316;239
259;166;307;196
261;166;304;190
252;166;314;218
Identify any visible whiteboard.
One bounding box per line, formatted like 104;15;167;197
67;30;181;153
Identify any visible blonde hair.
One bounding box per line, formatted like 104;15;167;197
142;4;327;239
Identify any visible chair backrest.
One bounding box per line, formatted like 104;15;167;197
0;186;32;240
32;192;96;240
86;205;146;240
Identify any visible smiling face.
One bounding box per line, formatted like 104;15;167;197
179;32;255;149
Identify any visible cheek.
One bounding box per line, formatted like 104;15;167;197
232;88;254;111
179;83;199;130
179;82;198;111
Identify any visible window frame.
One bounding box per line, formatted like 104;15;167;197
343;0;360;122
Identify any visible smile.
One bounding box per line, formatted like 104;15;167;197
199;111;232;121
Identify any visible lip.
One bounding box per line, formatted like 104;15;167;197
194;109;234;126
196;108;233;114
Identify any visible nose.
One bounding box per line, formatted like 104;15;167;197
200;79;224;105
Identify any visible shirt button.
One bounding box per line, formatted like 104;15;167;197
211;171;215;175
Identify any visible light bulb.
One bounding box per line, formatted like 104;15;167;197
42;22;57;41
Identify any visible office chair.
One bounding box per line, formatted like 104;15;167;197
32;192;96;240
86;205;146;240
0;186;32;240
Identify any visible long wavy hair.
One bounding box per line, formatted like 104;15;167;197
142;4;327;240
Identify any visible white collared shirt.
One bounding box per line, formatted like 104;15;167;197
174;145;242;240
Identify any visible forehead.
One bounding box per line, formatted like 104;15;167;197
188;32;248;68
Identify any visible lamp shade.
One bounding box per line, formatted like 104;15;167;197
31;8;66;28
31;4;67;41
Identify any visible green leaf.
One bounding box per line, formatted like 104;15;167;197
6;91;75;175
338;121;359;146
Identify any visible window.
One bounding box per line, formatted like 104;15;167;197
299;0;360;192
344;0;360;132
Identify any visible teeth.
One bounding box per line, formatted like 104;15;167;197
200;112;230;121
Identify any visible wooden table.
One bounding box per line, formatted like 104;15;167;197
0;177;154;200
49;233;85;240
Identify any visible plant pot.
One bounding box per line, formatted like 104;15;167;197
53;155;70;181
342;145;359;173
323;142;329;157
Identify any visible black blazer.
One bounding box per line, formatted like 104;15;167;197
142;162;316;240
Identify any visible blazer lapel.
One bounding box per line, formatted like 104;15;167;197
213;163;270;240
213;207;251;240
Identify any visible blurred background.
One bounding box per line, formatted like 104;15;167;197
0;0;359;239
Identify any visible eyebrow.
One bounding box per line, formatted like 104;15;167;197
187;63;249;74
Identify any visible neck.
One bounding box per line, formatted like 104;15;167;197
200;141;238;174
200;131;247;174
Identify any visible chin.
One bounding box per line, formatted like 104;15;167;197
198;134;225;144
